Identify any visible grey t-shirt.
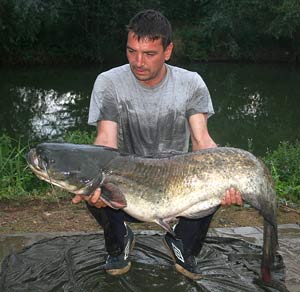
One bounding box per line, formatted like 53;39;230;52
88;64;214;156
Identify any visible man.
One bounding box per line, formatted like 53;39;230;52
72;9;242;279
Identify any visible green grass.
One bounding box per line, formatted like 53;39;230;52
0;134;46;200
0;132;299;205
63;130;94;145
263;141;300;204
0;130;94;201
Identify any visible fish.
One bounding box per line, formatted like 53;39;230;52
27;142;278;282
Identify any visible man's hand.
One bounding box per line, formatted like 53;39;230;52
221;187;242;207
72;188;107;208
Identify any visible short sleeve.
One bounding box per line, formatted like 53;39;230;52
88;74;119;126
186;73;214;119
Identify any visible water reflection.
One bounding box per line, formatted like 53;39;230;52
196;63;300;155
0;66;95;142
0;64;300;155
239;91;265;119
12;86;79;138
225;90;266;121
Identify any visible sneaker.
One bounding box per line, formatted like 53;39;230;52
163;233;202;280
104;225;135;276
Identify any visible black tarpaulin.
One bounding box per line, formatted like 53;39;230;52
0;232;287;292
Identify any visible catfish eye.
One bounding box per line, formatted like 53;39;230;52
46;158;56;165
81;177;91;184
40;154;55;168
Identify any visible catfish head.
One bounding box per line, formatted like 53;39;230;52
26;143;119;195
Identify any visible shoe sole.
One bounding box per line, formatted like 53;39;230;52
163;238;202;280
106;237;136;276
106;262;132;276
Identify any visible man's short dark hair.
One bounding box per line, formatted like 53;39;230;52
126;9;172;50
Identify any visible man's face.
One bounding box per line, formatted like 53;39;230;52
126;32;173;87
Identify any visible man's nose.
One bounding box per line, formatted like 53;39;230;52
136;54;144;67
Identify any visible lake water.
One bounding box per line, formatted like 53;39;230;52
1;63;299;156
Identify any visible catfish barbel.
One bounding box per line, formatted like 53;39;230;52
26;143;278;282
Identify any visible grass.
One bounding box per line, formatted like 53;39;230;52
63;130;94;145
0;132;299;205
0;130;94;202
263;141;300;204
0;134;45;200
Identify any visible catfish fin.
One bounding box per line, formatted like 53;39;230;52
80;173;105;196
100;183;127;209
155;218;176;237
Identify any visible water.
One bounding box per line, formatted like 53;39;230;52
1;63;299;155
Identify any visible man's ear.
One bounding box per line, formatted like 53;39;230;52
164;42;174;61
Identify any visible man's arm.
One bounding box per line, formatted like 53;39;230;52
94;120;118;148
72;120;118;208
188;113;217;151
188;113;242;207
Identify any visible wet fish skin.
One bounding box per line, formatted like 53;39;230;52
27;143;278;282
27;143;119;195
103;147;278;283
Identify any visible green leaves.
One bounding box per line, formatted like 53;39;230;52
269;0;300;39
263;141;300;203
0;134;48;200
0;130;94;201
0;1;300;64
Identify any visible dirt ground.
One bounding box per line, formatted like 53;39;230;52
0;199;299;234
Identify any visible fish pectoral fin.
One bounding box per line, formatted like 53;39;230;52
155;218;176;237
100;183;127;209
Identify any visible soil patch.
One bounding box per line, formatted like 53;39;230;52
0;200;299;234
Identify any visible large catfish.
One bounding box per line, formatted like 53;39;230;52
27;143;278;282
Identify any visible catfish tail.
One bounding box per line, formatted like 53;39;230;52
261;219;278;282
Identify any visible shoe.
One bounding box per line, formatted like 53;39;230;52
104;225;135;276
163;233;202;280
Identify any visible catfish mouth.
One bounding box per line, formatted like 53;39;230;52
26;148;98;194
26;149;50;181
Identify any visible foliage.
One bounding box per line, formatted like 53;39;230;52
268;0;300;61
269;0;300;39
0;134;49;200
64;130;95;144
1;0;300;63
0;131;94;201
174;0;279;61
263;141;300;203
0;0;145;64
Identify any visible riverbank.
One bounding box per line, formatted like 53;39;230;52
0;199;299;234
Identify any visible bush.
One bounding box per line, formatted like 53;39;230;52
1;0;300;64
263;141;300;203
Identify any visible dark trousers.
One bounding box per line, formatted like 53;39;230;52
87;204;215;257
